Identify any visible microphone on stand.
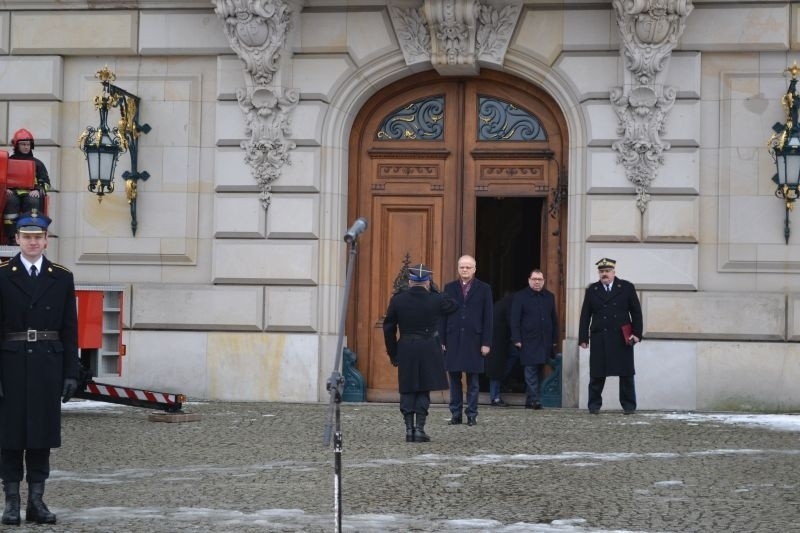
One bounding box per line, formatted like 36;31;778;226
343;218;368;243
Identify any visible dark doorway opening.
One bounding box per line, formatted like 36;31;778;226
475;197;544;401
476;197;542;296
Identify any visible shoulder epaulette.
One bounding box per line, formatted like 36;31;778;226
0;262;8;268
51;263;72;273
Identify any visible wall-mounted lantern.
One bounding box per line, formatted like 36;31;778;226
78;66;151;236
768;63;800;244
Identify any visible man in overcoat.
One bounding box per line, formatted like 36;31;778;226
384;264;457;442
510;269;558;410
0;211;79;525
487;291;514;407
439;255;493;426
578;258;643;415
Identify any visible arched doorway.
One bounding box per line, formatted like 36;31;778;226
347;70;568;402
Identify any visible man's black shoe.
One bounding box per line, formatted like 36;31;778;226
448;416;462;425
466;417;477;426
533;402;543;410
490;399;508;407
623;409;636;415
589;409;599;414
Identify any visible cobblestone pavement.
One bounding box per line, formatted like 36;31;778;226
12;401;800;532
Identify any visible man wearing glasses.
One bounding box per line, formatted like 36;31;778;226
510;269;559;410
440;255;493;426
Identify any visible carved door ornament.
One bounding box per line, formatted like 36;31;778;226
377;96;445;140
610;0;693;212
214;0;299;209
478;97;546;141
389;0;522;76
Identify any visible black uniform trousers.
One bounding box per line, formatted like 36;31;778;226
1;448;50;483
588;376;636;412
400;392;431;417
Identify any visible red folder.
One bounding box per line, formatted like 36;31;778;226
621;323;633;343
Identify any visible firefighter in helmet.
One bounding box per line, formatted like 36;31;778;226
3;129;50;245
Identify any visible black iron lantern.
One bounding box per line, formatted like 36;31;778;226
79;92;124;198
768;63;800;243
78;66;151;235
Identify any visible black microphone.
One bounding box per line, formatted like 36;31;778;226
343;217;368;243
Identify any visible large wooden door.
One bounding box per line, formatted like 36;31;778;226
348;71;568;402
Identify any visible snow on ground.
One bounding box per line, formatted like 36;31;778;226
656;412;800;432
55;506;650;532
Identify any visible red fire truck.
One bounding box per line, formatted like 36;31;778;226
0;150;185;412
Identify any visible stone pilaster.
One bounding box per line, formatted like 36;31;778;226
610;0;693;213
214;0;299;209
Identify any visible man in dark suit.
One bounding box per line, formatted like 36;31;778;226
384;264;458;442
0;211;79;525
578;257;643;415
439;255;493;426
487;291;514;407
510;269;558;410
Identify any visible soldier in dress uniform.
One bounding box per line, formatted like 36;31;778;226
0;211;79;525
383;264;458;442
578;258;643;415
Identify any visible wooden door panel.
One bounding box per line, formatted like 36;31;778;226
473;160;551;194
370;156;448;195
365;197;443;397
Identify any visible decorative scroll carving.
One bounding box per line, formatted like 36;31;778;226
378;165;440;179
475;3;520;64
215;0;298;209
377;96;445;140
238;85;299;208
426;0;480;75
478;96;547;141
389;6;432;66
610;0;693;213
479;166;543;179
388;0;521;76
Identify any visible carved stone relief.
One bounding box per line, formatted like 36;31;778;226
610;0;693;213
389;0;521;76
214;0;299;209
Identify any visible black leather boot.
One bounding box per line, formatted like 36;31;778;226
414;414;430;442
403;414;415;442
26;482;56;524
2;481;20;526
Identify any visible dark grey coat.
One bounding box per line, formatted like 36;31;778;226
439;278;493;373
0;254;80;449
383;286;457;393
510;287;558;366
578;278;643;377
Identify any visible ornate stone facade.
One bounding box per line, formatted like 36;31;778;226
610;0;693;212
389;0;521;75
214;0;299;209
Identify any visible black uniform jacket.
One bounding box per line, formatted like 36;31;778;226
510;287;558;366
578;277;643;378
439;278;493;373
0;254;79;449
383;286;458;394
